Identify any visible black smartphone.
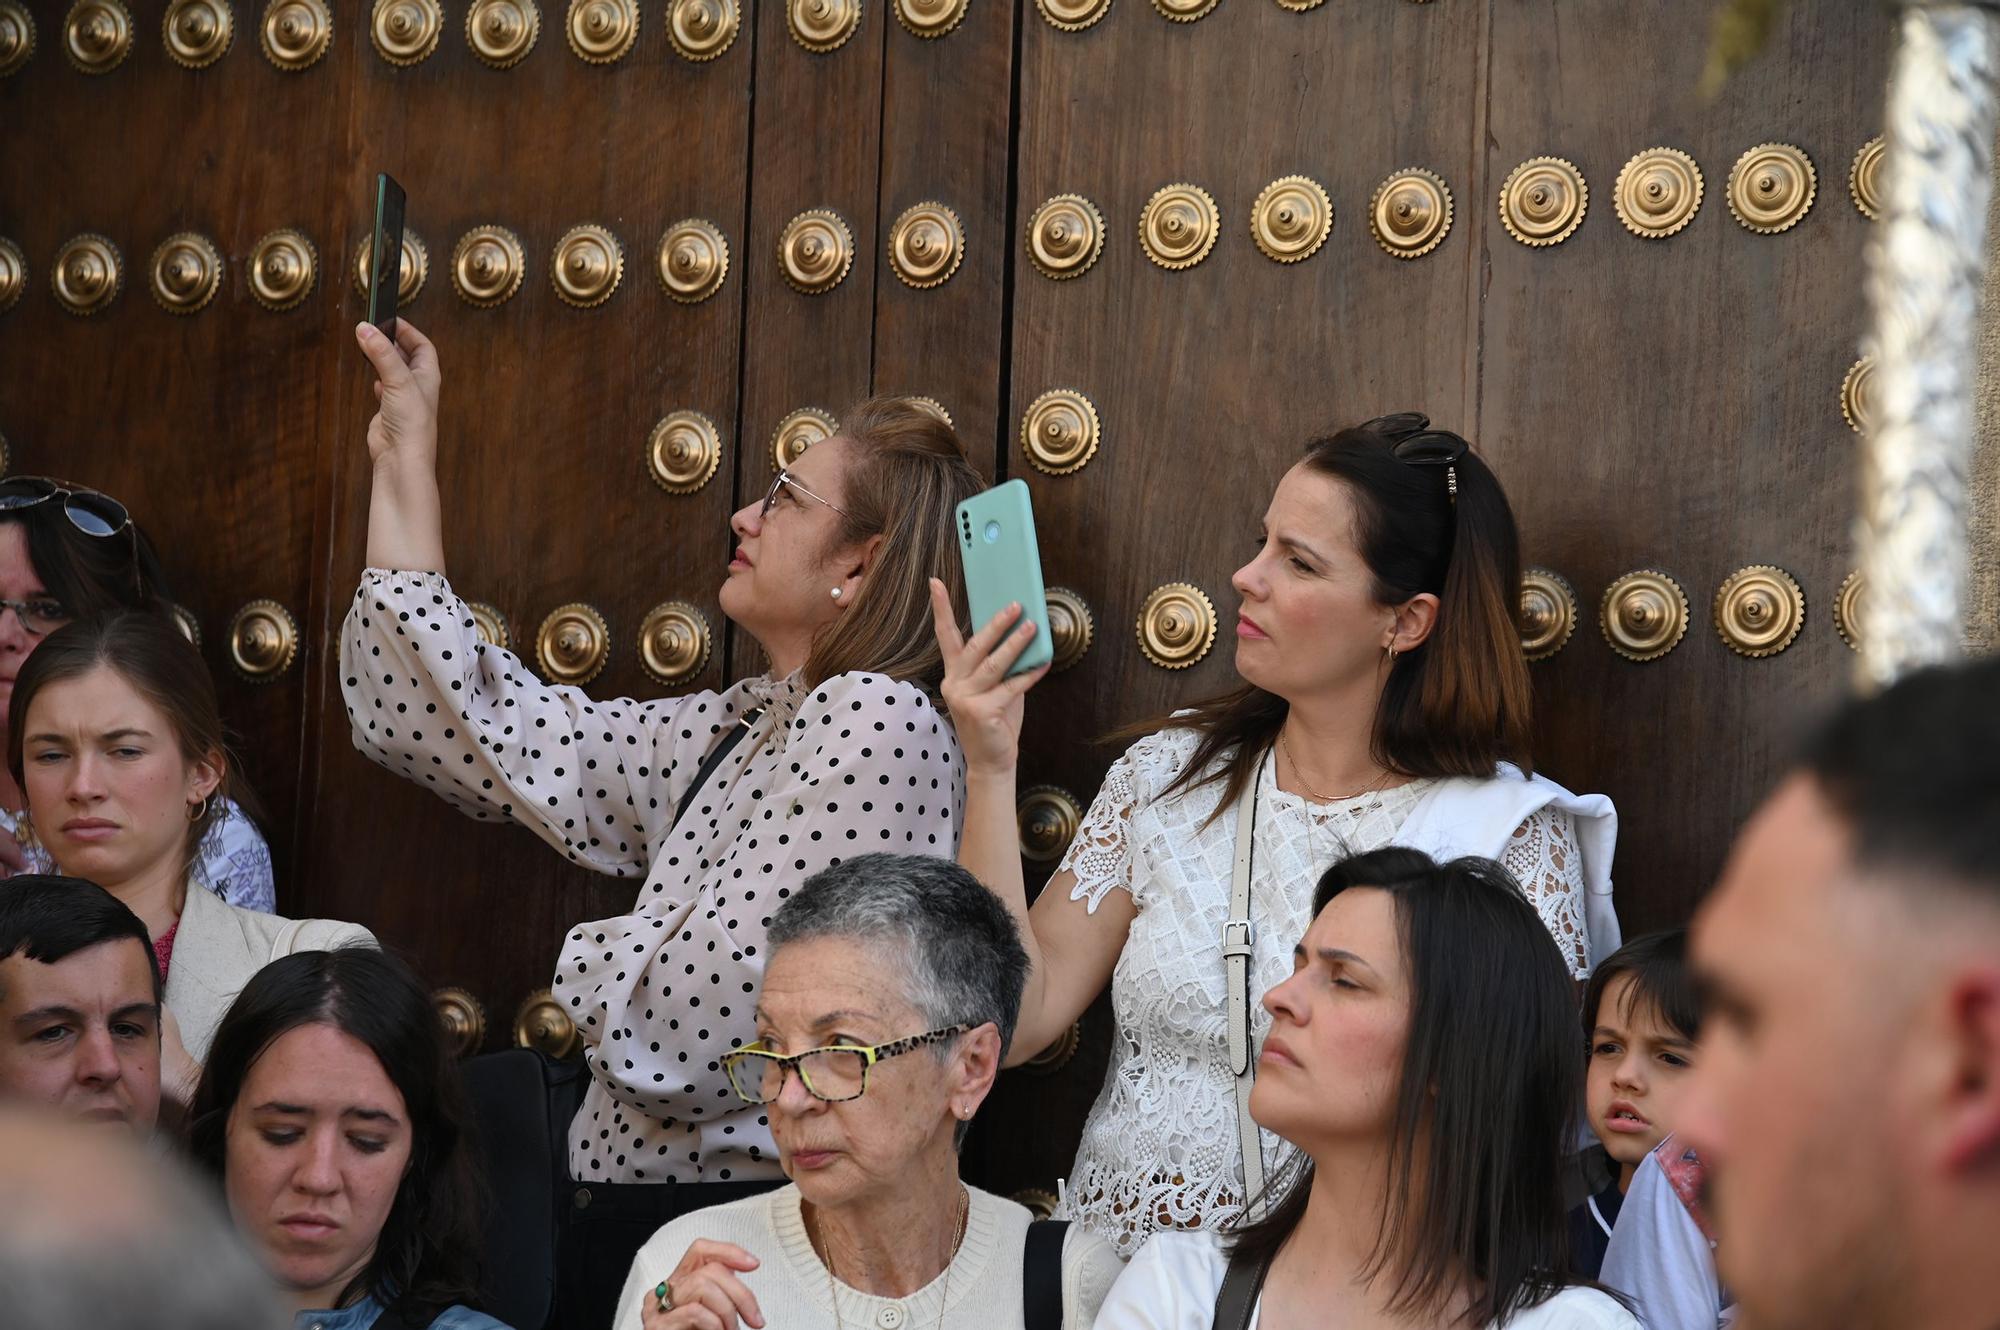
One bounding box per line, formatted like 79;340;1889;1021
367;172;407;339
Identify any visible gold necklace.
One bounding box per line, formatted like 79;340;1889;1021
1277;727;1389;807
809;1185;969;1330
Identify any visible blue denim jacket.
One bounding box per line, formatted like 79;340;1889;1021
291;1295;510;1330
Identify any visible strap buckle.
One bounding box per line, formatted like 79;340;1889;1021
1221;919;1253;959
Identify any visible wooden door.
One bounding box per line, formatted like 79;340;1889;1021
986;0;1892;1197
1;0;1897;1209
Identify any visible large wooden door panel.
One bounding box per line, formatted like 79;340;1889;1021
0;4;355;869
296;13;757;1040
1481;1;1892;935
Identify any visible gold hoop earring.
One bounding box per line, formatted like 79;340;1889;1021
1384;643;1398;663
187;795;211;824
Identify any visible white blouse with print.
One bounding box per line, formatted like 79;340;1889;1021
341;569;964;1183
1055;726;1591;1257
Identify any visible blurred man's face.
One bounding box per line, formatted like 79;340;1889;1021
0;940;161;1131
1679;777;1927;1330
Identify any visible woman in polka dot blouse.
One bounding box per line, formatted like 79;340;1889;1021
342;322;982;1317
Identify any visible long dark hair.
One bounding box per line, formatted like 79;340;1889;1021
187;948;486;1323
7;611;263;865
1127;416;1532;818
1229;847;1583;1327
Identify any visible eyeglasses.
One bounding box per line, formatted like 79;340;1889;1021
0;477;133;539
1364;412;1470;502
760;469;848;521
721;1023;971;1105
0;596;70;636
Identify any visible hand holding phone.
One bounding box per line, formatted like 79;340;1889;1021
367;172;408;340
956;479;1054;678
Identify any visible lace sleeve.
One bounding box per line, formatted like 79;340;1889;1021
1058;749;1144;914
1501;806;1591;977
1056;729;1203;914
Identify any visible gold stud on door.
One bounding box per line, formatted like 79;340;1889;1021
163;0;234;67
536;604;611;685
51;233;124;316
149;233;225;315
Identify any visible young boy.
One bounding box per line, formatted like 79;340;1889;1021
1571;928;1702;1277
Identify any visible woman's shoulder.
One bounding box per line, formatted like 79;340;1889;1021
417;1305;515;1330
1108;720;1211;788
1090;1229;1229;1329
805;669;946;715
1504;1285;1641;1329
185;890;375;958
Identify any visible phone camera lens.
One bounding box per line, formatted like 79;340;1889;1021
982;521;1001;544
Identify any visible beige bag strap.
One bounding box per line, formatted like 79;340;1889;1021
1224;750;1266;1215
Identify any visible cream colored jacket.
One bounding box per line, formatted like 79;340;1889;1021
165;882;377;1063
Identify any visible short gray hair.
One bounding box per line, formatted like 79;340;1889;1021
768;853;1029;1061
0;1108;283;1330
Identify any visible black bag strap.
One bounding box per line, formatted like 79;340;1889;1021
671;708;763;831
1022;1219;1070;1330
1210;1244;1273;1330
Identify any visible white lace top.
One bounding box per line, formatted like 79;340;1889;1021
1055;726;1590;1256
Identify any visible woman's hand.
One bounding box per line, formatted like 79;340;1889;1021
354;320;449;573
929;578;1047;778
640;1241;765;1330
354;319;440;472
160;1006;201;1116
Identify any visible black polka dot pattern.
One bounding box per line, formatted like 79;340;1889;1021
339;569;966;1182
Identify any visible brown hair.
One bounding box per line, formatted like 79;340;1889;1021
8;610;253;870
1131;416;1533;816
802;396;986;692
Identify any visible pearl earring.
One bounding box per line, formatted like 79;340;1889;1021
830;587;843;601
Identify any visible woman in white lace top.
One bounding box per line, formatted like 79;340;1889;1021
343;320;985;1330
934;412;1620;1256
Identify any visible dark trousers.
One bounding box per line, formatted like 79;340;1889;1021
556;1176;785;1330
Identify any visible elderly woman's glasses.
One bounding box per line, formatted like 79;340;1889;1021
760;469;848;521
722;1024;971;1105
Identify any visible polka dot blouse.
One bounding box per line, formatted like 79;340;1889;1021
340;569;965;1183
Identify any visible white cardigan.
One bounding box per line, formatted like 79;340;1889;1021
1399;762;1622;965
614;1184;1124;1330
165;881;377;1062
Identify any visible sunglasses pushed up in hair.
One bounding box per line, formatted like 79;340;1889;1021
0;477;143;628
0;477;133;539
1363;412;1470;503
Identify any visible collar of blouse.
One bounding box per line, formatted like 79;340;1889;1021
743;670;810;730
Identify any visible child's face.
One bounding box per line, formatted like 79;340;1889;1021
1586;973;1699;1183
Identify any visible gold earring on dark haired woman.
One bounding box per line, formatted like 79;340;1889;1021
186;795;210;823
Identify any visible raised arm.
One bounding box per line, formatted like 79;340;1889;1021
353;319;447;574
930;580;1134;1065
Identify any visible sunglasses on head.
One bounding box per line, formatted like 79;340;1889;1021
0;476;133;538
1363;412;1469;502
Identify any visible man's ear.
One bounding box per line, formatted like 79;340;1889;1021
1938;967;2000;1173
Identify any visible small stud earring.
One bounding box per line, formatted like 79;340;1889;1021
830;587;843;600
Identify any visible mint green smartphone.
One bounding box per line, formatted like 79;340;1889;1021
956;479;1053;677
